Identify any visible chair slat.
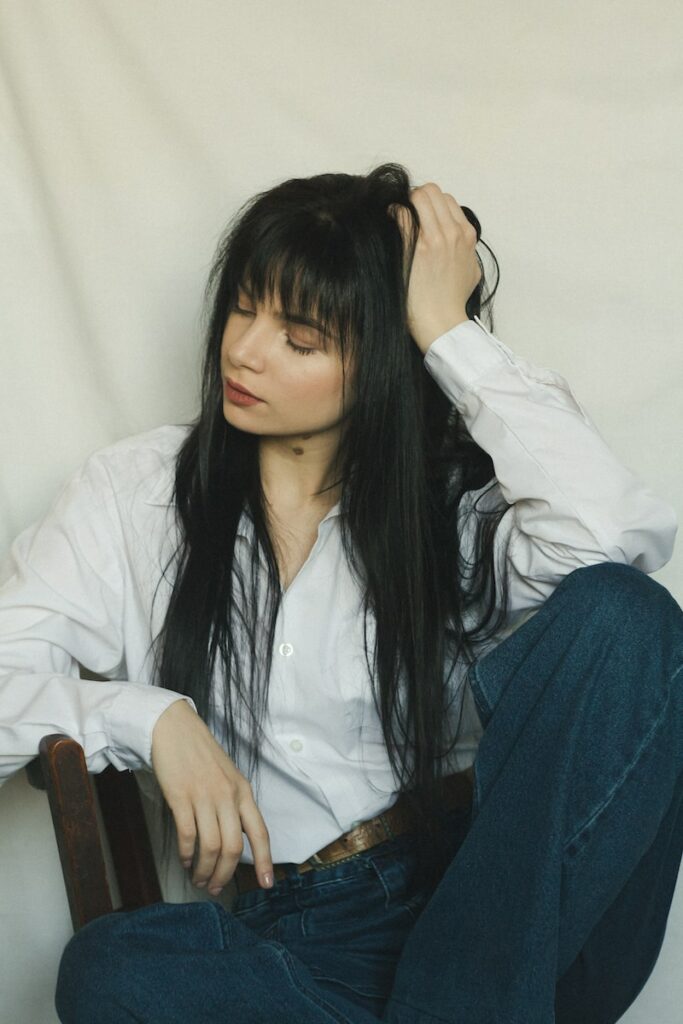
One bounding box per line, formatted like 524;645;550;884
95;765;162;910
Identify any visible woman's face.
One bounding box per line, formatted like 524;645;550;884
220;281;354;440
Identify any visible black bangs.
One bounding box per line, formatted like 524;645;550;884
238;220;358;360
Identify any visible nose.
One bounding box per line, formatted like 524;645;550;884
226;315;273;371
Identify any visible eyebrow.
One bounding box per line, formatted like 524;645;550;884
238;282;336;343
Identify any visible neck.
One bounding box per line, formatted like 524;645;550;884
259;432;343;510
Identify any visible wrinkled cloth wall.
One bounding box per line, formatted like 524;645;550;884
1;2;681;1022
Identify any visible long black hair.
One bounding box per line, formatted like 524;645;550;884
149;162;513;895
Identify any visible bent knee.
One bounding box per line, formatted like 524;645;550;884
559;561;682;632
55;914;133;1023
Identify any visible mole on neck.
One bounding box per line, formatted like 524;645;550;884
260;432;341;510
291;433;312;455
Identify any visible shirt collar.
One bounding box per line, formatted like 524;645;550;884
237;498;342;540
144;476;342;540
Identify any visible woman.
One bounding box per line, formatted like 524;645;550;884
1;163;681;1024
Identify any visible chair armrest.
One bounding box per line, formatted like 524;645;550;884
36;734;114;931
27;735;163;930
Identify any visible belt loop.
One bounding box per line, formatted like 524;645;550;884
378;813;397;842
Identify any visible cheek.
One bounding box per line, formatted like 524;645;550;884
281;363;344;406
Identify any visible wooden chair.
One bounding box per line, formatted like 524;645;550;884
25;734;162;932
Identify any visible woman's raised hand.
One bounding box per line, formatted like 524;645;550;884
151;699;274;895
389;182;483;355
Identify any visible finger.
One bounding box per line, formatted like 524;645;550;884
387;204;415;277
174;802;198;869
238;797;274;889
205;794;273;894
442;193;479;244
412;184;475;242
192;804;228;887
203;804;246;894
387;202;412;239
408;185;442;238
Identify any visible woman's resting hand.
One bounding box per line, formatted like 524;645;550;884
151;699;274;894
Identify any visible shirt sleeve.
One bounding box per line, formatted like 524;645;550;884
423;315;678;618
0;449;197;788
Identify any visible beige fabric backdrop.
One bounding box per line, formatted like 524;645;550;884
1;2;681;1021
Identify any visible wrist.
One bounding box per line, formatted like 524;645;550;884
413;310;470;356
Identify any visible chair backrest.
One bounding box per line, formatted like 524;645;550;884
25;735;162;931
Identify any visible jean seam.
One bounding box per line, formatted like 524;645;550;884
563;670;678;853
367;857;393;910
468;659;493;727
269;941;361;1024
384;995;453;1023
206;900;232;949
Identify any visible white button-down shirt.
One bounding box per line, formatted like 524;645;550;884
0;316;677;864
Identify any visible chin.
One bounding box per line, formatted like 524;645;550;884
222;402;260;428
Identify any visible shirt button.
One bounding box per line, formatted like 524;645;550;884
279;642;294;657
289;738;303;752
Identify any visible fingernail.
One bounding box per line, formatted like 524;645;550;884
262;871;273;888
209;886;223;896
195;880;206;888
182;859;192;869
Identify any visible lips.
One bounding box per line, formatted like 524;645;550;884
226;377;260;399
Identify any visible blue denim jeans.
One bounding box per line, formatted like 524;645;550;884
55;562;683;1023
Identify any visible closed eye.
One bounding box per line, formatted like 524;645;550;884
286;338;316;356
233;305;316;356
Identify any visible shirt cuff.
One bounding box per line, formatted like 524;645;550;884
105;685;198;772
423;314;516;406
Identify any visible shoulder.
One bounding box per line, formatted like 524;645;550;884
77;424;192;509
82;421;189;489
1;426;193;590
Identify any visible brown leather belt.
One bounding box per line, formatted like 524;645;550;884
233;765;474;896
